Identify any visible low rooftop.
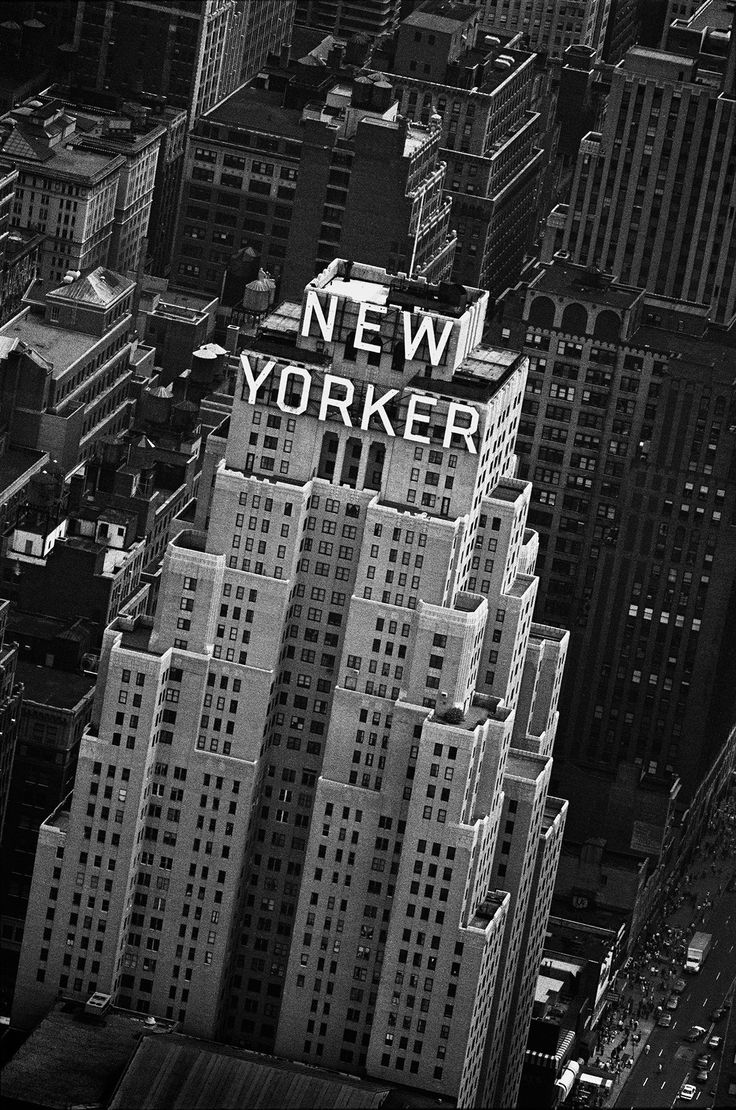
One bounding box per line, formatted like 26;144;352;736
2;999;177;1110
0;445;49;497
529;261;643;310
15;661;96;710
0;309;102;376
109;1033;396;1110
203;85;304;139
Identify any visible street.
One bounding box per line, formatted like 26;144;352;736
614;819;736;1108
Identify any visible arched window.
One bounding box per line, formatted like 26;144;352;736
527;296;555;328
560;302;589;336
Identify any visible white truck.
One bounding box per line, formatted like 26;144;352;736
685;931;712;973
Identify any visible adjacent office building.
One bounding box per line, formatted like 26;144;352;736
72;0;295;124
378;1;547;299
0;100;124;286
0;267;136;474
478;0;612;61
14;260;568;1108
543;6;736;326
0;659;95;1015
489;259;736;796
172;74;456;298
295;0;402;39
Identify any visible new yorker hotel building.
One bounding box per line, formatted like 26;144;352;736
14;261;568;1107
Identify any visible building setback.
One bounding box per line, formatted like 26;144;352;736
14;260;568;1107
489;259;736;797
172;76;456;300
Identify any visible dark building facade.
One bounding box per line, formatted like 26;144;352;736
0;598;21;843
172;76;455;299
490;259;736;800
543;11;736;326
378;2;547;301
0;655;95;1015
71;0;295;124
295;0;401;38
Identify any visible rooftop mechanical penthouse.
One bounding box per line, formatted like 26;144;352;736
14;260;569;1109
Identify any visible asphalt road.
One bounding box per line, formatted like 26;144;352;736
616;882;736;1108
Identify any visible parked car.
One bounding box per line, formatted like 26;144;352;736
684;1025;707;1042
708;1034;723;1049
678;1084;696;1101
693;1069;709;1084
667;995;680;1010
710;1006;726;1022
694;1054;711;1069
673;979;687;994
658;1012;673;1027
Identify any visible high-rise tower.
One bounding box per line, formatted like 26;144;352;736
72;1;295;123
543;9;736;325
14;260;568;1107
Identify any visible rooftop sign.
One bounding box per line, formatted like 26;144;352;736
301;289;454;366
240;356;479;453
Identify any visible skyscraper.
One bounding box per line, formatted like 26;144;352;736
543;7;736;325
14;260;568;1107
381;2;547;300
72;1;295;123
172;75;456;297
489;258;736;795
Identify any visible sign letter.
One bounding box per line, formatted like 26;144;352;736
301;290;337;341
277;366;311;415
444;403;479;454
241;355;275;405
360;385;398;436
404;393;437;444
355;302;387;354
402;312;454;366
319;374;354;426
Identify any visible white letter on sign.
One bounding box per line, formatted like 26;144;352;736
241;355;275;404
444;403;479;454
404;393;437;444
355;302;387;354
402;312;453;366
319;374;354;426
301;290;337;341
360;385;398;436
277;366;311;415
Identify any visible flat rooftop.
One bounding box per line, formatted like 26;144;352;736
684;0;734;31
0;310;100;376
529;262;643;310
15;660;96;710
2;1000;176;1110
0;445;48;496
203;85;303;140
109;1033;396;1110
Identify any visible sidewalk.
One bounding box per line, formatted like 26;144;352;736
597;795;736;1106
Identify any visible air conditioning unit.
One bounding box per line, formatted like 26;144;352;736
84;992;113;1018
